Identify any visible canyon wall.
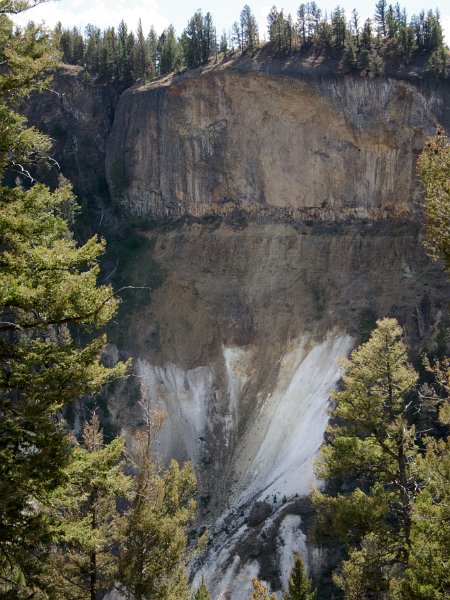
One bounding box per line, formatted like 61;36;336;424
106;66;445;221
32;61;449;599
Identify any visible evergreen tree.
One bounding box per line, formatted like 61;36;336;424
248;578;277;600
417;132;450;272
427;47;448;78
231;20;242;52
202;12;216;63
47;414;132;599
405;362;450;599
313;318;418;597
219;30;228;55
117;407;197;600
0;1;127;593
283;554;317;600
267;6;284;51
368;49;384;76
147;26;158;77
398;25;416;64
331;6;346;51
374;0;388;36
360;18;373;52
306;2;321;40
159;25;180;75
100;26;118;82
340;38;358;72
84;24;101;74
181;10;204;69
350;9;360;47
117;20;135;85
297;4;307;46
192;579;211;600
314;19;333;53
405;129;450;600
181;10;215;69
133;18;150;81
240;5;259;54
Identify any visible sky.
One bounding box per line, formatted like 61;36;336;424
14;0;450;45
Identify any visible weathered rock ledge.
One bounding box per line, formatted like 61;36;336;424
105;61;449;221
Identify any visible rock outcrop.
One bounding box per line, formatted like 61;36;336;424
106;66;446;222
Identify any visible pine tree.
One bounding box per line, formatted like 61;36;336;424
159;25;180;75
147;26;158;77
405;363;450;599
368;49;384;76
404;134;450;599
340;39;358;72
117;20;135;85
181;10;204;69
248;578;277;600
427;47;448;79
192;579;211;600
133;18;150;81
313;318;419;597
283;554;317;600
331;6;346;51
0;1;127;593
240;5;259;55
117;406;197;600
417;132;450;272
297;4;307;46
46;414;132;600
219;30;228;56
374;0;388;37
231;20;242;52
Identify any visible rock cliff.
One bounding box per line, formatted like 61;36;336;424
29;59;450;599
106;65;446;222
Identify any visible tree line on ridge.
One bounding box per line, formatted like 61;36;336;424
54;1;447;87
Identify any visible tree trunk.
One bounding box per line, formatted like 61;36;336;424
90;490;98;600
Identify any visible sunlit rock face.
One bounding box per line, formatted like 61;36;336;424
106;68;442;221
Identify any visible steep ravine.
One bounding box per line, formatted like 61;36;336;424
30;60;449;599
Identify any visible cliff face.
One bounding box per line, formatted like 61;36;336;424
29;62;449;599
106;68;443;221
25;64;119;204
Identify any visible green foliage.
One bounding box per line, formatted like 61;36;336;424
405;445;450;598
240;5;259;55
117;412;196;600
0;1;127;594
368;49;384;77
340;39;358;73
54;3;445;83
192;580;211;600
427;47;448;78
399;128;450;600
417;132;450;274
45;414;132;599
248;578;277;600
267;7;296;53
314;318;419;597
283;553;317;600
181;10;216;69
159;25;182;75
